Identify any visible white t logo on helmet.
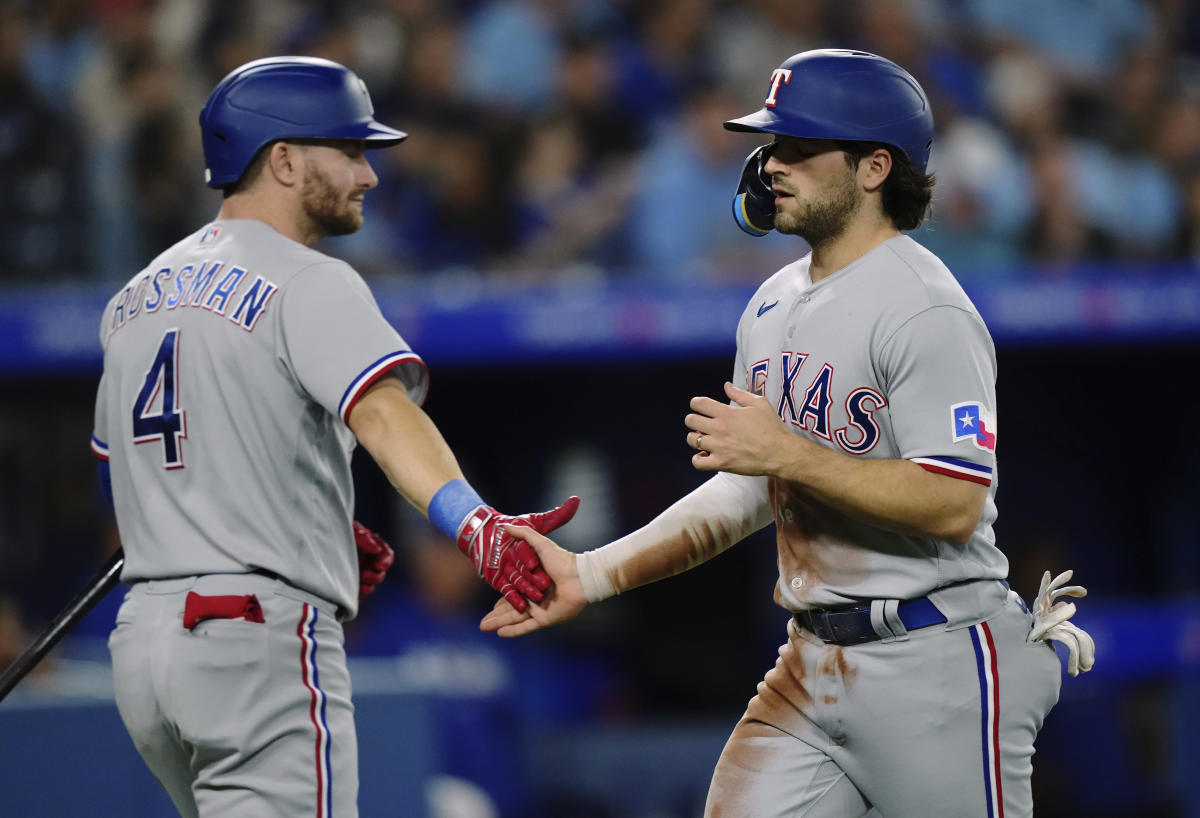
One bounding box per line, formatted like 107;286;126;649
765;68;793;107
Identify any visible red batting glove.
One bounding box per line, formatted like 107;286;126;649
456;496;581;612
354;521;395;601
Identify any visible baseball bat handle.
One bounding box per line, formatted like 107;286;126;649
0;548;125;703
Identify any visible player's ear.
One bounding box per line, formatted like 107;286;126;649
266;141;302;188
860;148;893;193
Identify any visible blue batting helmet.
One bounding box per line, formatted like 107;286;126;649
724;49;934;172
199;56;408;188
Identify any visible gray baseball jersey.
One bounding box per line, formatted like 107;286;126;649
731;234;1005;611
91;218;428;618
706;234;1061;818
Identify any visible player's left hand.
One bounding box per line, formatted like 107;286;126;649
1028;569;1096;676
354;521;395;601
685;382;799;475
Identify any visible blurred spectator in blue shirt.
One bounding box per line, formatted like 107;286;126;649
850;0;1030;275
1071;140;1180;260
21;0;97;120
381;114;526;273
621;80;793;283
460;0;563;113
610;0;714;129
962;0;1151;78
73;0;214;279
502;32;647;275
913;115;1034;276
712;0;831;106
506;110;640;275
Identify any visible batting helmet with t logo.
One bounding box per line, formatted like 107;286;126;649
198;56;408;188
723;49;934;236
725;49;934;171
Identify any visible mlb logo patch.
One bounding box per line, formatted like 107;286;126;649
951;402;997;452
199;226;221;245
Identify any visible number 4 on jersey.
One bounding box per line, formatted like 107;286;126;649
133;328;187;469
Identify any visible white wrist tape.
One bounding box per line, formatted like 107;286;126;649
575;550;616;603
576;472;772;603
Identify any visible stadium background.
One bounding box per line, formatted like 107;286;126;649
1;0;1199;815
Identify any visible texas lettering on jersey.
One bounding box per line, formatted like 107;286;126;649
748;352;889;455
107;260;279;340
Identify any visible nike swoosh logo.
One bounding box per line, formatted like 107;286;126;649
757;300;779;317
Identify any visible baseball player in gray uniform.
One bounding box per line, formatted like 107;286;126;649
482;50;1094;817
90;56;577;817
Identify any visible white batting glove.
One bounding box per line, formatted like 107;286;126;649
1028;569;1096;676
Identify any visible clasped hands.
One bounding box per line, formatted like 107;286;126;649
456;497;580;612
481;382;790;634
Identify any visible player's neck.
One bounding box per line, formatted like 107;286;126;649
807;215;900;283
216;194;321;247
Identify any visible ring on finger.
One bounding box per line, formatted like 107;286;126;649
696;433;706;450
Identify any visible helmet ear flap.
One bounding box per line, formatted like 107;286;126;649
732;143;776;236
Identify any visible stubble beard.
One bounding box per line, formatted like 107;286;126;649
300;161;363;239
773;168;862;251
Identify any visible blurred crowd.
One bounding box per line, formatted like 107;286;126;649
1;0;1200;287
2;4;1200;814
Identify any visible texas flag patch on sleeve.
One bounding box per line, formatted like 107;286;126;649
910;402;997;486
951;402;997;452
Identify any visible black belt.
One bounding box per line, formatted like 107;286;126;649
793;597;946;645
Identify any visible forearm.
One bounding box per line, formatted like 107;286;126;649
349;376;575;612
347;377;464;514
773;436;985;544
577;472;772;601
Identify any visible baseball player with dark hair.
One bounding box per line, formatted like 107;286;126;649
90;56;577;817
483;49;1094;817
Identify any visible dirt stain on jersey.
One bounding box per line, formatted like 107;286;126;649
707;719;784;818
743;623;812;736
815;644;857;706
819;645;856;686
770;477;868;603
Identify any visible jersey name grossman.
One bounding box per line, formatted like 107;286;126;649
107;260;279;341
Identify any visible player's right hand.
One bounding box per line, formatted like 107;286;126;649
480;524;588;637
457;496;580;613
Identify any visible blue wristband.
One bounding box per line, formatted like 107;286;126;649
428;479;486;540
